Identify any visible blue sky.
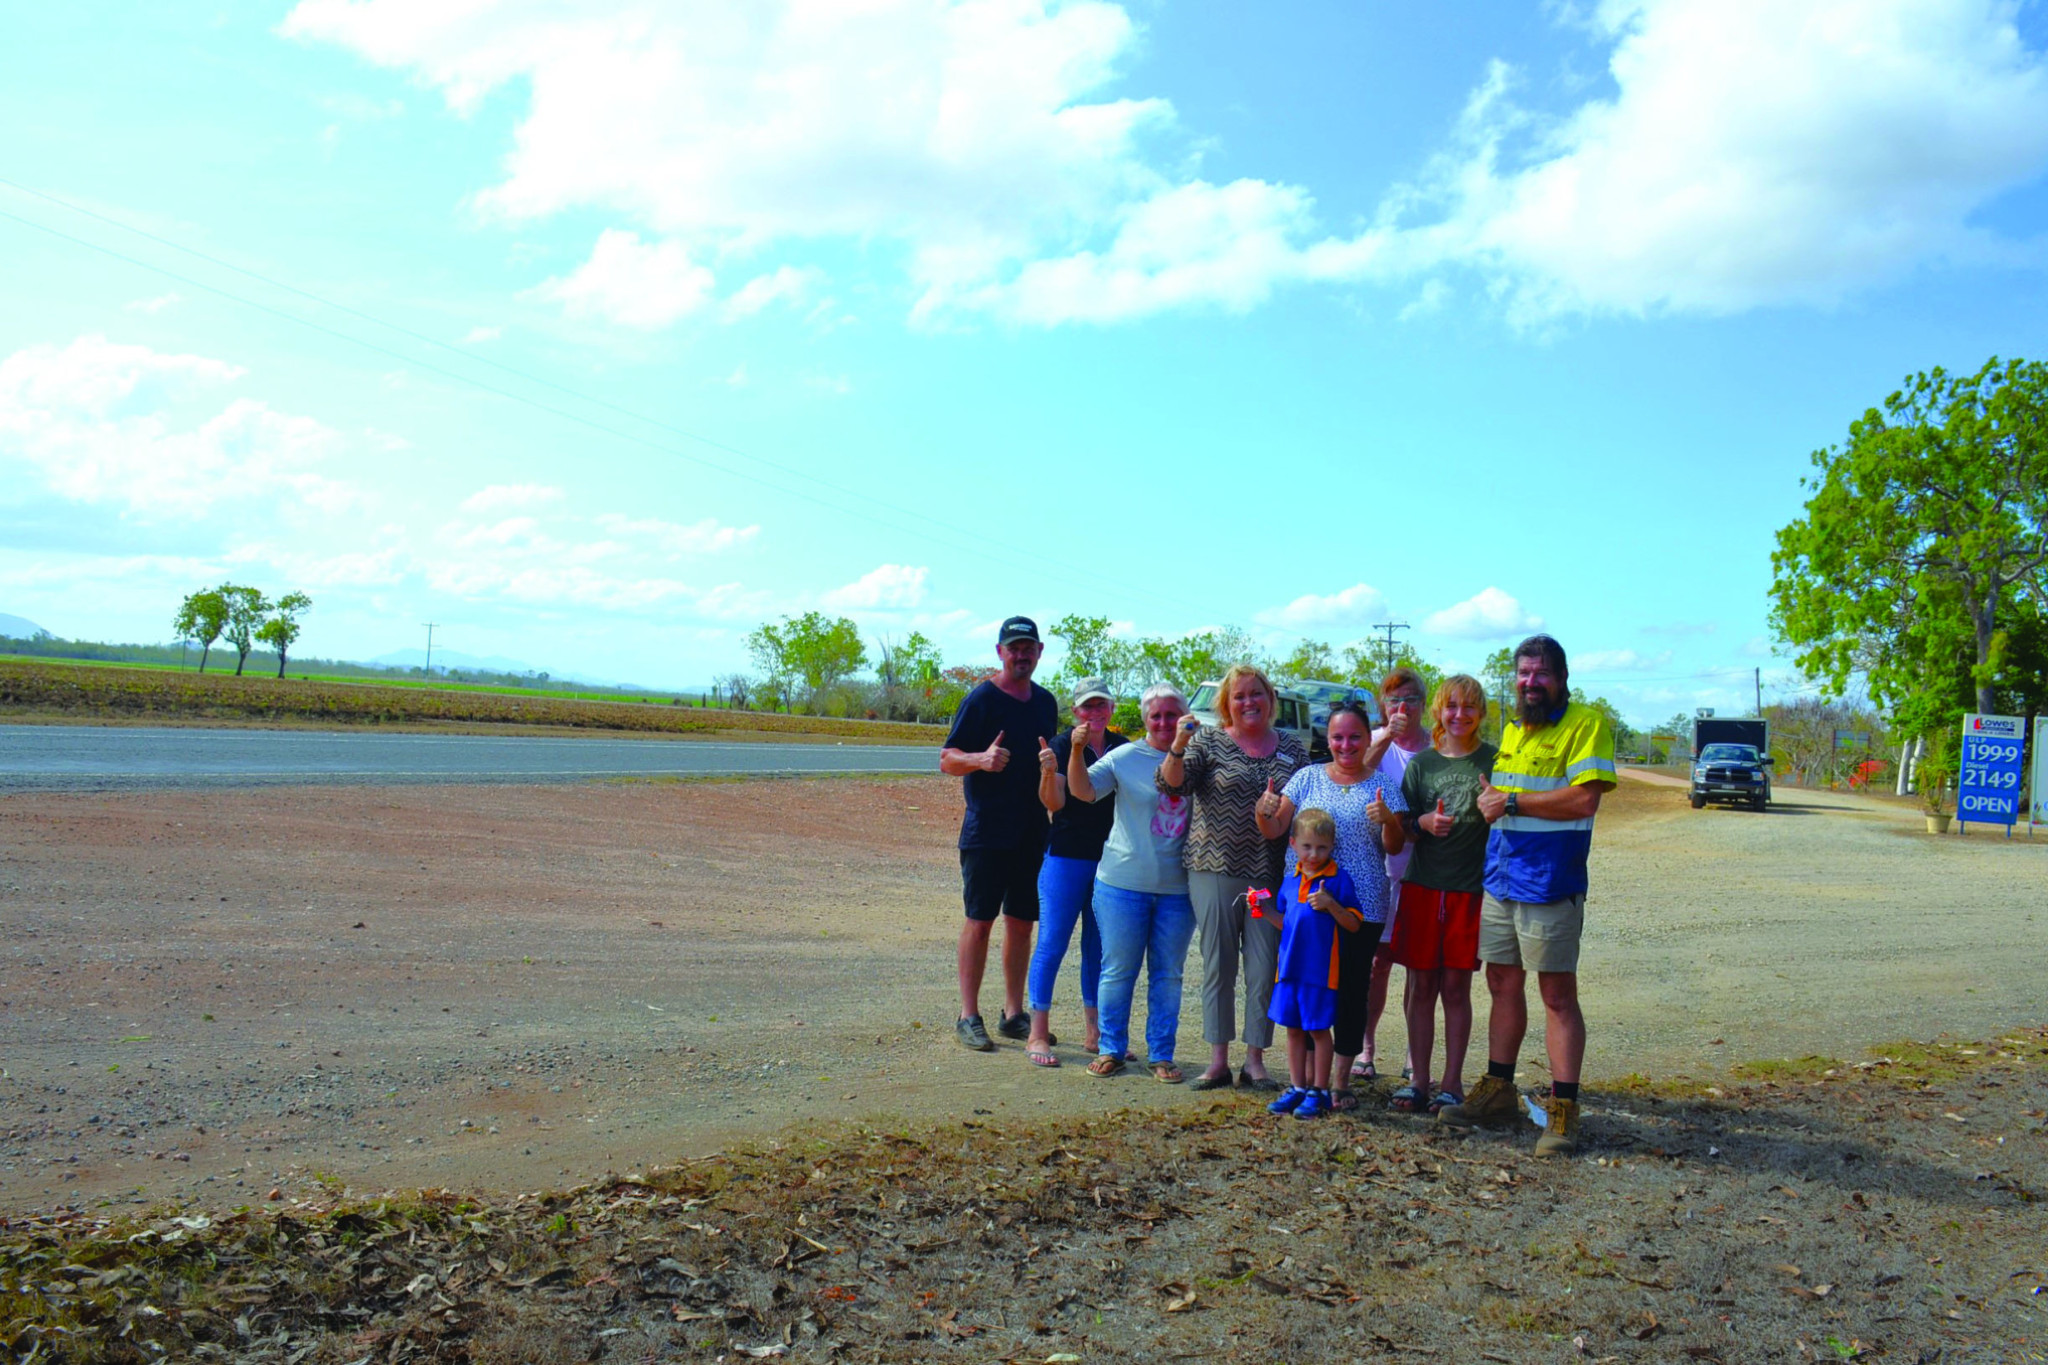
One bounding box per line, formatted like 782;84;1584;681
3;0;2047;721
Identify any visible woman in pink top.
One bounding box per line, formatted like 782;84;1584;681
1352;666;1431;1083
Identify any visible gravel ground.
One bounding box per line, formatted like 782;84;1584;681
1;773;2043;1221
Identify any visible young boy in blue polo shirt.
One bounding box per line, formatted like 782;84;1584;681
1266;808;1364;1119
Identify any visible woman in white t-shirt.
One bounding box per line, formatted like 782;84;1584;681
1356;667;1431;1083
1066;683;1197;1082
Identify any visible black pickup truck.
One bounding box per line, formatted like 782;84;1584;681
1689;717;1772;810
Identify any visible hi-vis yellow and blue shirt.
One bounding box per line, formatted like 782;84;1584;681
1483;702;1617;903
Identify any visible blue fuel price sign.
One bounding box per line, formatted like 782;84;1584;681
1957;713;2025;826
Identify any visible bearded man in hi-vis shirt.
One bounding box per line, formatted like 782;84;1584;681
1438;635;1616;1156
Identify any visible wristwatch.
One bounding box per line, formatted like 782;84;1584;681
1504;792;1520;818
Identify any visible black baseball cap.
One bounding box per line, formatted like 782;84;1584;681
998;615;1040;645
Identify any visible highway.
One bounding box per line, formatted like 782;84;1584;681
0;724;936;790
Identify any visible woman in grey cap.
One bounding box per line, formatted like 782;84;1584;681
1026;677;1127;1064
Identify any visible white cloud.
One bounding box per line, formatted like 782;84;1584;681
1423;587;1543;640
940;178;1383;325
536;230;716;328
462;324;502;343
0;335;355;519
803;373;853;397
422;500;763;615
459;483;563;514
822;563;930;610
592;513;760;554
1402;0;2048;322
1258;582;1389;633
285;0;2048;329
721;265;823;321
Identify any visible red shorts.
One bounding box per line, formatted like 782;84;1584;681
1386;883;1482;972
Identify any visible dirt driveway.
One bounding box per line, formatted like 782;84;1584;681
2;774;2043;1215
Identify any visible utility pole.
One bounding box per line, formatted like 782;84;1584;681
1754;667;1762;716
422;623;440;678
1371;620;1410;674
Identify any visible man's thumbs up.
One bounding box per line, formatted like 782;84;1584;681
1476;780;1507;824
984;730;1010;773
1037;736;1056;772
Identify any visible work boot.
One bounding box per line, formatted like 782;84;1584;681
1436;1074;1521;1129
956;1015;995;1052
1535;1097;1581;1157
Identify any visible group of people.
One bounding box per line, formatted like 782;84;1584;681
940;615;1616;1156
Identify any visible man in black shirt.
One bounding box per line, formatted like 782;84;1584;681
941;616;1059;1051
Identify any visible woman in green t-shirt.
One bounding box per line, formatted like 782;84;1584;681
1386;675;1497;1112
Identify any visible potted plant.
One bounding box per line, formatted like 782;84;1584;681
1917;731;1956;834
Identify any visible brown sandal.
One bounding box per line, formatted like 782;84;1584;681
1087;1055;1126;1078
1150;1061;1185;1084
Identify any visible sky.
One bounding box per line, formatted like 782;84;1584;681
3;0;2047;722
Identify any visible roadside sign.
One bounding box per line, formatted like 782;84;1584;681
2035;716;2048;831
1957;713;2025;828
1832;729;1870;749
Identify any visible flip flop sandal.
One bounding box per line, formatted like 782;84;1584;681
1026;1047;1060;1068
1388;1084;1425;1113
1150;1062;1185;1084
1328;1089;1361;1113
1426;1090;1462;1114
1086;1055;1126;1078
1351;1060;1378;1081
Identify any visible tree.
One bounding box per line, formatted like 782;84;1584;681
876;631;944;719
254;592;312;679
1276;638;1335;682
1047;614;1141;700
1137;627;1262;695
746;612;867;714
173;589;229;673
217;584;270;677
1771;357;2048;719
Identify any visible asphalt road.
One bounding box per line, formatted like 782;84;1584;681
0;724;937;790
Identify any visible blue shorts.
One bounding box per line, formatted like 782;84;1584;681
1268;980;1337;1032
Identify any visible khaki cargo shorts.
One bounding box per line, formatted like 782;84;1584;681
1478;892;1584;974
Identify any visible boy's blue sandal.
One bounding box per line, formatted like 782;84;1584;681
1267;1086;1308;1115
1293;1088;1333;1119
1388;1084;1425;1113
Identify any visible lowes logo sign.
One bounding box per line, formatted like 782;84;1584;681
1968;715;2023;739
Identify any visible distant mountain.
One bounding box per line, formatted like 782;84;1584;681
0;612;48;638
367;648;637;690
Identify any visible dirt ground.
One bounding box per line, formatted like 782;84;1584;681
2;773;2044;1223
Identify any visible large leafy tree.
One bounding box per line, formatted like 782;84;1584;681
218;584;271;677
254;591;312;678
172;588;229;672
1047;614;1141;700
1276;638;1335;682
1771;357;2048;719
747;612;867;714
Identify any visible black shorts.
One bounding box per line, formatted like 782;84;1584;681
960;845;1045;923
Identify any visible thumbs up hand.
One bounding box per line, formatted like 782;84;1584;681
1037;737;1057;774
1256;777;1283;820
1070;718;1093;754
1366;786;1395;826
1476;781;1508;824
1420;797;1453;838
984;730;1011;773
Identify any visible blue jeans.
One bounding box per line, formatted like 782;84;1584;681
1027;854;1101;1013
1092;879;1197;1064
